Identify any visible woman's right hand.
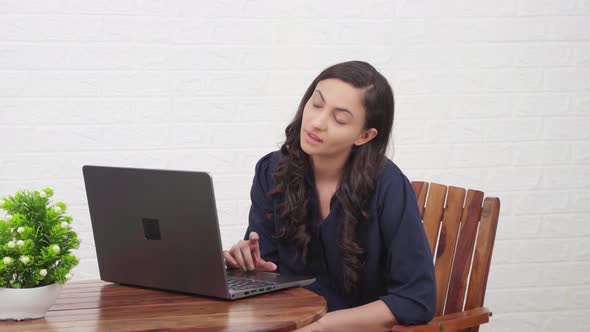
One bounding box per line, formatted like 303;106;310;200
223;231;277;272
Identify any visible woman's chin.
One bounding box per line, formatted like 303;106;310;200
300;139;318;155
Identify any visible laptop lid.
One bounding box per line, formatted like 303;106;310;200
82;165;230;298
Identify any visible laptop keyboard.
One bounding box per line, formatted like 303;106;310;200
227;277;279;291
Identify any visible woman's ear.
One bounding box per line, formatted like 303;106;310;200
354;128;378;146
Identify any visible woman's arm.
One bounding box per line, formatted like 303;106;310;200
297;300;396;332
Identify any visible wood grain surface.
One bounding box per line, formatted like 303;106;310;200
0;280;327;332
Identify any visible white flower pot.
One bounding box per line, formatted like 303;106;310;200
0;283;64;321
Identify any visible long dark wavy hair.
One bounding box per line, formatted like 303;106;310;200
270;61;394;292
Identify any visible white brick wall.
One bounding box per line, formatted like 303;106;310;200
0;1;588;331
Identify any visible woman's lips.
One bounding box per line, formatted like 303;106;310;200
305;130;323;144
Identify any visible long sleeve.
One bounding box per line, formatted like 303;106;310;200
377;172;436;325
243;152;279;266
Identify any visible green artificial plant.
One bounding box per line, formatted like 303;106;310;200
0;188;80;288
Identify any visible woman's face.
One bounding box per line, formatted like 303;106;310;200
300;78;376;159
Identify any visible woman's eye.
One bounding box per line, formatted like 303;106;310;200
312;104;322;108
335;118;346;125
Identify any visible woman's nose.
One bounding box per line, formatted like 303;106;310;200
310;111;328;130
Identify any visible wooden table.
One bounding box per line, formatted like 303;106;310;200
0;280;327;331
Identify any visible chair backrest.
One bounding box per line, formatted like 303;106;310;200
411;181;500;330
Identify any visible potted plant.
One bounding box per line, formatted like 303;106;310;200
0;188;80;321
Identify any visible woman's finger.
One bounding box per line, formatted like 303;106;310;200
223;250;238;269
248;232;261;261
240;243;255;271
257;260;277;271
231;245;247;271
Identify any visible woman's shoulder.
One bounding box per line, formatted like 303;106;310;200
376;157;406;184
371;158;420;230
373;157;413;200
252;150;282;191
255;150;281;175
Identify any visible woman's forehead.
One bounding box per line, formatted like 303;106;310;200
314;78;365;113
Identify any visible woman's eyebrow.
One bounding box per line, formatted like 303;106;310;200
314;89;354;118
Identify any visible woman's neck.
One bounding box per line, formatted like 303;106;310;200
310;150;350;184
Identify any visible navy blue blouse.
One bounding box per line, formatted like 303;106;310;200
244;151;436;325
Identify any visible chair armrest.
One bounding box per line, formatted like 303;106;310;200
390;307;492;332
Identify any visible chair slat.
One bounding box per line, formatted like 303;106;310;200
464;197;500;311
421;183;447;256
433;186;466;316
412;181;428;218
444;190;484;315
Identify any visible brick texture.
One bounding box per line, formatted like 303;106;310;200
0;1;588;331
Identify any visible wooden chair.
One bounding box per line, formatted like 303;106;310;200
391;182;500;332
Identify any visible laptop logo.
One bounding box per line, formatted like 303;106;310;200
142;218;161;240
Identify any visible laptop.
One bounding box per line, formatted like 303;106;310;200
82;165;315;300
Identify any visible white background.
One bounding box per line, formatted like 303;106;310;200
0;1;588;331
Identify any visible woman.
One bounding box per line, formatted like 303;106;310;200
223;61;436;331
